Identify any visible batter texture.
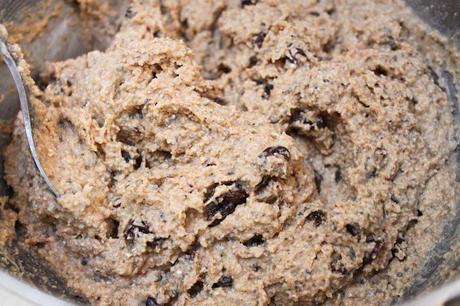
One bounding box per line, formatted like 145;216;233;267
2;0;459;305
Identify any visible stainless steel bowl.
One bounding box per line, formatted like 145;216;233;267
0;1;459;305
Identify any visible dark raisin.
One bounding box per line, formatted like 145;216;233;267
213;97;227;105
33;242;45;249
125;7;136;18
262;83;274;99
81;259;88;266
137;221;151;234
241;0;258;7
107;218;120;239
314;171;323;193
124;221;136;242
372;65;388;77
334;167;342;183
390;194;400;204
145;296;159;306
187;280;204;297
212;275;233;289
330;252;348;275
416;209;423;217
306;210;326;227
217;63;232;74
147;237;167;248
14;220;26;238
205;183;249;227
254;32;266;48
121;150;131;162
248;56;259;67
254;79;265;85
243;234;265;247
345;223;360;236
123;220;152;243
259;146;291;160
134;155;143;169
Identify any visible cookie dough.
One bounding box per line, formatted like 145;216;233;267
2;0;459;305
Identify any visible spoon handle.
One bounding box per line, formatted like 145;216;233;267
0;38;59;197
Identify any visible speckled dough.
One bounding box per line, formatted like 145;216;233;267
2;0;459;305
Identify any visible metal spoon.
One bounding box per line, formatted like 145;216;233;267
0;37;59;197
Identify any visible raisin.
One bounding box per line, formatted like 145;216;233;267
213;97;227;105
123;220;152;242
205;183;249;227
125;7;136;18
259;146;291;160
330;252;348;275
372;65;388;77
254;79;265;86
334;167;342;183
254;32;266;48
345;223;360;236
106;218;120;239
306;210;326;227
390;194;400;204
187;280;204;297
147;237;167;248
134;155;143;169
314;171;323;193
81;259;88;266
217;63;232;74
145;296;159;306
121;150;131;162
241;0;258;7
14;220;26;239
243;234;265;247
262;83;274;99
124;222;136;242
212;275;233;289
248;56;259;67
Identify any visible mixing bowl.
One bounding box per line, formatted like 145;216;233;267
0;0;459;305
